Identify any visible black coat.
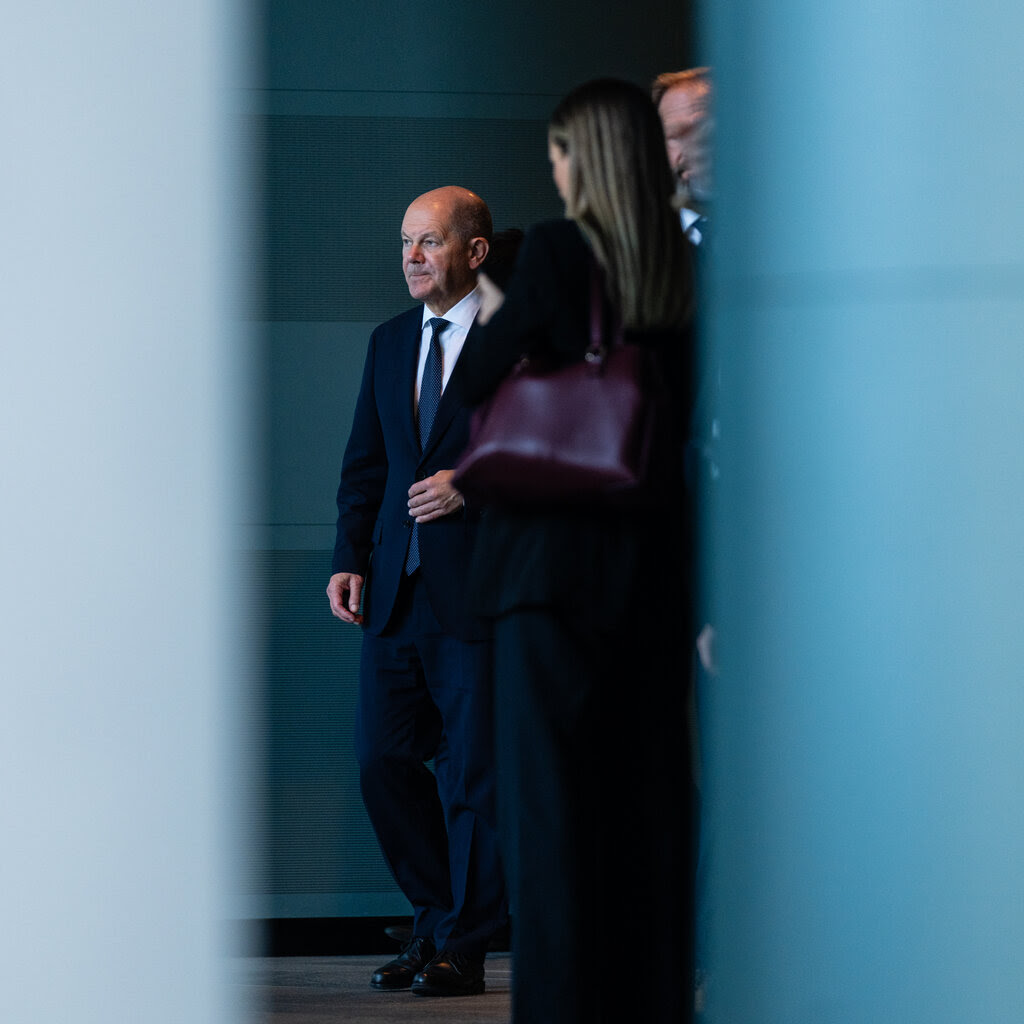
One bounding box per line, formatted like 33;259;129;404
457;218;696;626
332;305;489;641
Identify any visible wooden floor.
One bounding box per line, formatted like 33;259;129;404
235;953;513;1024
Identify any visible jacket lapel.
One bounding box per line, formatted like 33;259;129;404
395;309;422;455
419;317;479;462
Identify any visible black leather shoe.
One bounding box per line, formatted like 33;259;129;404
370;936;436;990
411;950;485;997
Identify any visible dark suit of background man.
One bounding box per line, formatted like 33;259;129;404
327;185;505;998
653;66;717;667
654;66;717;1015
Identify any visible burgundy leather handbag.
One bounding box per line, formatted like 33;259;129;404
453;266;660;505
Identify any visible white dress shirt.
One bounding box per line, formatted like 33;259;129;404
414;288;481;408
681;207;704;245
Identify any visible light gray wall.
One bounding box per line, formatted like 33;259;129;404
1;2;252;1020
703;2;1024;1021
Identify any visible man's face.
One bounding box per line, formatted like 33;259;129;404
658;81;713;207
401;195;479;315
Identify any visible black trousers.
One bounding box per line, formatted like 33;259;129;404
356;571;506;955
493;603;695;1023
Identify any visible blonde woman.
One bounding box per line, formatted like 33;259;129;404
458;78;698;1024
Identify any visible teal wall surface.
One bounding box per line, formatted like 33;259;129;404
702;2;1024;1021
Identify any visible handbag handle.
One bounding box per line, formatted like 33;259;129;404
587;258;624;365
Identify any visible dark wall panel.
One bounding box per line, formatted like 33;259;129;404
249;0;697;923
262;0;695;96
257;114;562;322
256;548;406;916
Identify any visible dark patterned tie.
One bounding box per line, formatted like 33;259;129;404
417;317;447;446
405;317;448;574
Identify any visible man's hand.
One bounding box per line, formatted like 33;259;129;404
408;470;464;523
475;271;505;325
327;572;365;624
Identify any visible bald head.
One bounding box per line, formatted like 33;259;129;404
401;187;492;315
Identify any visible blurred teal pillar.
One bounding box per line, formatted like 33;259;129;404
702;3;1024;1021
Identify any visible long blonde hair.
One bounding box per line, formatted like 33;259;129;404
549;78;693;331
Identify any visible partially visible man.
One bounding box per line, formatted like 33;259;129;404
653;67;713;245
655;66;718;1016
327;186;505;998
654;65;716;661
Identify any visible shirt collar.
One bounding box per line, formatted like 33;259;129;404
680;207;701;232
421;287;481;330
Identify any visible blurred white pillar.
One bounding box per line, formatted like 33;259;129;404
703;4;1024;1022
0;4;252;1022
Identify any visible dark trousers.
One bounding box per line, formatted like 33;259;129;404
494;604;695;1023
692;651;713;988
355;571;505;956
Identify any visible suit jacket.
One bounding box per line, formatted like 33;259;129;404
456;218;696;625
333;304;488;642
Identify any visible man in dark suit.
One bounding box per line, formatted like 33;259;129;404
654;66;717;663
655;66;717;1015
326;186;505;998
